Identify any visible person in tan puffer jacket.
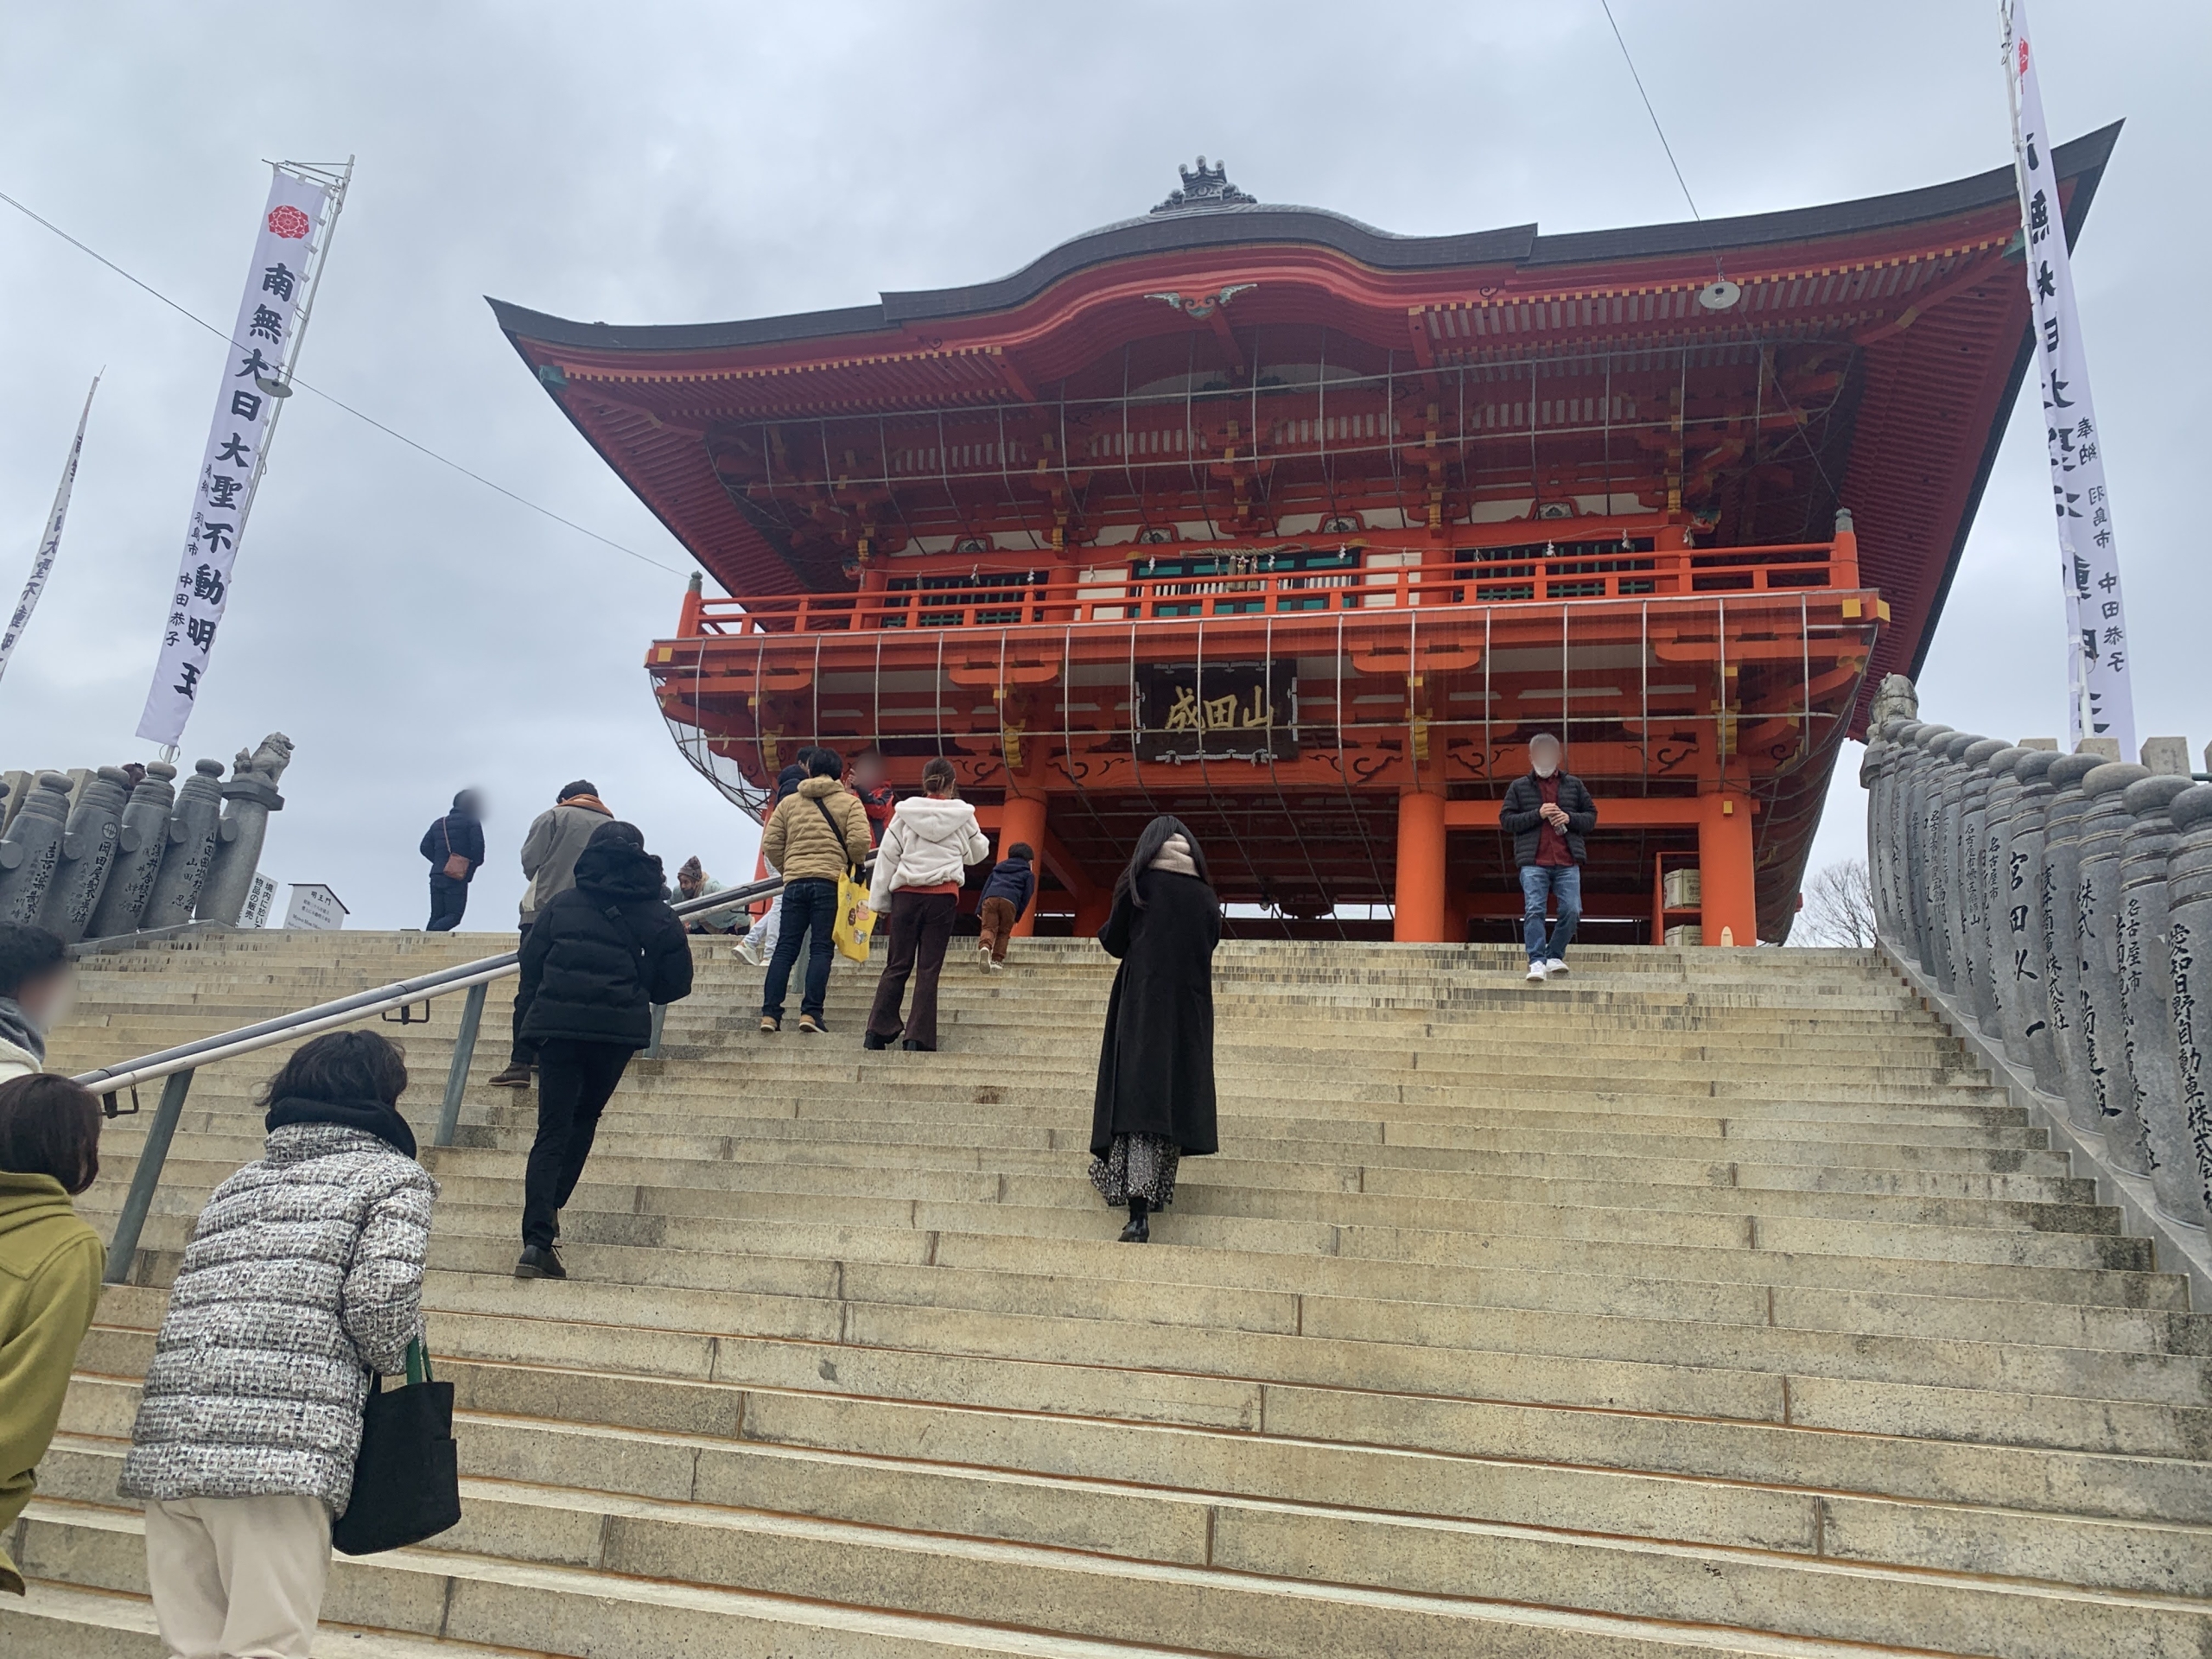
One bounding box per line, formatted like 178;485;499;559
756;750;872;1033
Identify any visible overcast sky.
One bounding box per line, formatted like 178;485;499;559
1;2;2201;932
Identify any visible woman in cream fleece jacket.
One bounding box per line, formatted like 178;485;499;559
865;758;988;1052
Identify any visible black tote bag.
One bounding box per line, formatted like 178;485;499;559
333;1339;461;1556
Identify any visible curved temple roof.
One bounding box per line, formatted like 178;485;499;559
492;126;2120;734
492;127;2116;354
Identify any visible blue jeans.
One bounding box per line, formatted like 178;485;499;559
1520;864;1581;963
762;877;840;1020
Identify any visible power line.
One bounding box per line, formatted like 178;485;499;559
0;185;687;579
1599;0;1701;220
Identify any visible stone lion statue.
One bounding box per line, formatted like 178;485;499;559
232;732;295;788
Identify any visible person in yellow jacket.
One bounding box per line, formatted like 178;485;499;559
0;1072;105;1596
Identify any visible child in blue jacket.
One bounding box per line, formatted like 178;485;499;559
975;842;1035;971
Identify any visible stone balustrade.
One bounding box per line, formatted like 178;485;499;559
1864;674;2212;1282
0;731;294;946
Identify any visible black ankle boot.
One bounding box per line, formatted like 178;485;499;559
1118;1198;1150;1243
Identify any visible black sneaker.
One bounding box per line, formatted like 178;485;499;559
488;1064;535;1088
862;1032;889;1051
514;1245;567;1280
899;1038;936;1052
798;1014;827;1034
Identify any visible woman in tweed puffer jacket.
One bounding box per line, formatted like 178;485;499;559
121;1030;434;1659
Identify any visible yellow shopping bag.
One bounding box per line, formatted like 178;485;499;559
833;871;877;963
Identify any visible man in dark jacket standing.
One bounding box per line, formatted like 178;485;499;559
419;791;486;932
1497;733;1597;982
512;821;693;1279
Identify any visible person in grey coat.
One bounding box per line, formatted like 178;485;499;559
121;1030;434;1659
490;779;613;1087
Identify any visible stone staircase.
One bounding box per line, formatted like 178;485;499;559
7;928;2210;1656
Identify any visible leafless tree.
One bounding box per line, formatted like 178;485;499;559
1794;857;1876;948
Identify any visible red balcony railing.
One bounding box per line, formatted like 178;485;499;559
680;537;1859;638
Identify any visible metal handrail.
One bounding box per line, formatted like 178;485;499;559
88;871;786;1284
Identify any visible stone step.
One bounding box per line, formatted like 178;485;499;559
79;1230;2210;1405
86;1155;2136;1274
79;1270;2212;1459
27;1447;2212;1659
1;1581;540;1659
14;1507;1237;1659
71;1308;2210;1528
84;1119;2100;1207
92;1196;2190;1329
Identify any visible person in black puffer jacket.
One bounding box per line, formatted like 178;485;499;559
512;821;693;1279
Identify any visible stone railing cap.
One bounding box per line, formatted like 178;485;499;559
1964;738;2010;766
2171;783;2212;835
1940;732;1985;759
2014;749;2061;784
1983;746;2031;775
2085;760;2152;798
2124;774;2196;817
94;765;131;785
1913;724;1955;749
2047;753;2106;791
192;759;224;778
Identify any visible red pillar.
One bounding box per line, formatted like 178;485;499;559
1698;790;1758;946
1075;888;1113;937
1394;790;1448;944
999;794;1050;938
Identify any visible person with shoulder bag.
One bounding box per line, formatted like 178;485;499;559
418;790;486;933
122;1030;435;1659
512;820;694;1279
756;749;872;1035
865;757;989;1052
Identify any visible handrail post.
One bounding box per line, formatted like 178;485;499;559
434;980;488;1148
105;1067;194;1285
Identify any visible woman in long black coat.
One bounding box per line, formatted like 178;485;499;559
1090;816;1220;1242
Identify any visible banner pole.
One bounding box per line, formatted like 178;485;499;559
238;156;352;524
0;373;99;692
135;158;351;749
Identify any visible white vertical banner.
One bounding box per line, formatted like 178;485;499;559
2003;0;2136;758
136;170;333;747
0;375;99;689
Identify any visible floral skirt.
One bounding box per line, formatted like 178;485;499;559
1090;1132;1180;1208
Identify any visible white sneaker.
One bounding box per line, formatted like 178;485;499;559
1525;962;1548;982
1544;958;1570;976
734;937;765;966
976;944;993;968
987;959;1004;974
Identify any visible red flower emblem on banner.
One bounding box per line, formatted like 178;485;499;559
2017;38;2030;78
267;205;312;240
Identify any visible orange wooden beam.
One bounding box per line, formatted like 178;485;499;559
1442;798;1735;830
